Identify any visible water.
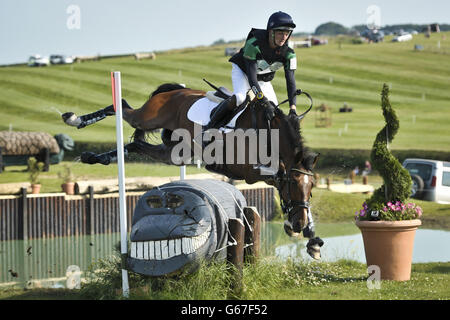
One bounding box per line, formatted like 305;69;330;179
50;106;63;115
266;224;450;264
1;223;448;288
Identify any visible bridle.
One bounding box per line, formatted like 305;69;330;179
275;167;314;220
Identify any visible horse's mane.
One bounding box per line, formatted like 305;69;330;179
274;108;312;164
150;83;190;98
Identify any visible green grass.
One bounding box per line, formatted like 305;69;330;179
1;257;448;300
1;32;449;152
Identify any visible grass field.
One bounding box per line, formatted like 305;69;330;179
2;258;449;300
1;32;449;152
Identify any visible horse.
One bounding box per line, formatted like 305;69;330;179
61;82;324;259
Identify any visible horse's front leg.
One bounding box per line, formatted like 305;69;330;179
80;149;123;165
302;209;324;260
62;99;132;129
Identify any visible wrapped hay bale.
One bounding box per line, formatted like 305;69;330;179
0;131;60;156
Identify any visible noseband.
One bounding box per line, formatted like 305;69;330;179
275;168;314;219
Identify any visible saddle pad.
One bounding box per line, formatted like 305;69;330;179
187;97;246;133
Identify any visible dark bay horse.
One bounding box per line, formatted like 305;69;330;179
62;83;324;259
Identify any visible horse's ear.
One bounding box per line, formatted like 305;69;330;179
294;149;303;165
303;152;320;171
279;159;286;172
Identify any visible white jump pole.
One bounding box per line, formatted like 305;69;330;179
111;71;130;297
179;83;186;180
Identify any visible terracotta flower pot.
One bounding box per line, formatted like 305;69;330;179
31;184;41;194
356;219;421;281
61;182;75;195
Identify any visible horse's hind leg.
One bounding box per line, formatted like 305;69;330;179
80;129;175;165
62;99;132;129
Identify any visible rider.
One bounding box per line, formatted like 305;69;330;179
202;11;299;134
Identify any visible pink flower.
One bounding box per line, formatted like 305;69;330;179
415;207;423;217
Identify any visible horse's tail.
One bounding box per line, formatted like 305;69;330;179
366;84;411;209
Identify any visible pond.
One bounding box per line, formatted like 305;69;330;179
1;222;449;288
265;222;450;263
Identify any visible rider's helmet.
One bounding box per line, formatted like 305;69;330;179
267;11;296;31
267;11;296;48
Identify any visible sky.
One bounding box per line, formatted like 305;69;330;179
1;0;449;65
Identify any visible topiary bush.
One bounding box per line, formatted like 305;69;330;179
362;84;413;215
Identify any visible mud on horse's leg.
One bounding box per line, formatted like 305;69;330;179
62;99;132;129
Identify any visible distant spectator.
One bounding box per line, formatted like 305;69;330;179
362;160;372;176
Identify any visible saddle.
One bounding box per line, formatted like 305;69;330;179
212;86;233;100
203;78;233;102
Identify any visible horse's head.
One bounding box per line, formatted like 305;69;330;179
273;151;319;237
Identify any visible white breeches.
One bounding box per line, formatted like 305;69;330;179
231;63;278;106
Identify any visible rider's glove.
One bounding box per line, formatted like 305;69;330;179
289;108;297;117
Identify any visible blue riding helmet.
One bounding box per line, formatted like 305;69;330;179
267;11;296;31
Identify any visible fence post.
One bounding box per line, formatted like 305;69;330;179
243;207;261;264
0;146;3;173
18;187;28;240
86;186;94;235
227;218;245;298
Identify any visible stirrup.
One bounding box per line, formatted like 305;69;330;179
192;133;203;149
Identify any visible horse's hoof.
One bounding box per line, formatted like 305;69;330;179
62;112;81;127
81;152;100;164
306;237;324;260
307;244;321;260
283;221;300;237
81;152;111;165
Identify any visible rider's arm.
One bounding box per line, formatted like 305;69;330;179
242;37;264;97
285;69;297;107
284;50;297;111
244;59;263;95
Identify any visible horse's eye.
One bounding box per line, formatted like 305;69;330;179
146;195;163;208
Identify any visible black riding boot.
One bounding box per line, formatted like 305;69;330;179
193;96;236;148
204;95;237;131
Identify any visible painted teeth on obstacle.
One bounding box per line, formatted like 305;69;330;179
130;227;211;260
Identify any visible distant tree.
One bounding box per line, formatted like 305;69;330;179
314;22;348;35
212;38;226;46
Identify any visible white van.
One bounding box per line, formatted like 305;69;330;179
402;158;450;204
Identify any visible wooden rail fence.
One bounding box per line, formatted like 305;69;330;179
0;186;275;241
